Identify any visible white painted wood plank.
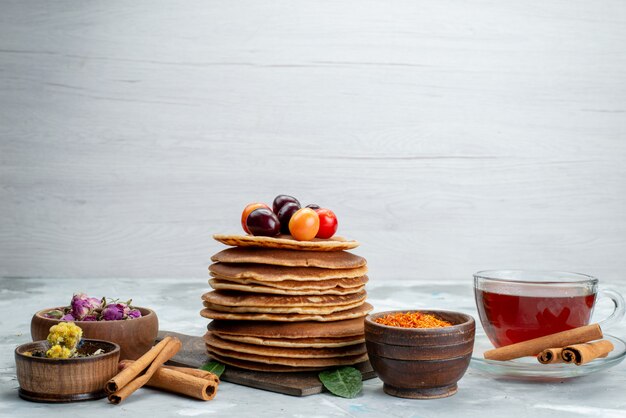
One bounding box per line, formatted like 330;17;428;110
1;1;625;282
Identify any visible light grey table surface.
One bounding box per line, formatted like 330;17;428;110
1;277;625;418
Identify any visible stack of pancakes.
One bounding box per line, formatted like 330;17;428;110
201;235;373;372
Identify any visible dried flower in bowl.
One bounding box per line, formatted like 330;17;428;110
15;323;121;402
71;293;102;319
25;322;104;359
45;344;72;359
43;293;143;322
46;322;83;358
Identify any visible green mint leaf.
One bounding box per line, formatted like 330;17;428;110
200;360;225;377
318;367;362;398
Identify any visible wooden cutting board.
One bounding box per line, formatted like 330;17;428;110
158;331;376;397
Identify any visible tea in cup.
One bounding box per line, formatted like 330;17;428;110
474;270;624;348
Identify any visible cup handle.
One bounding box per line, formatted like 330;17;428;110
596;289;625;330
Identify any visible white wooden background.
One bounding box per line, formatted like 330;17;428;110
1;1;625;282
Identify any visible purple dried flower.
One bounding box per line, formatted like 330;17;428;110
71;293;101;320
61;313;75;321
128;309;142;319
60;293;140;321
72;301;90;319
102;303;126;321
87;297;102;310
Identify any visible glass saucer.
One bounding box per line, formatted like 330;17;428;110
470;333;626;380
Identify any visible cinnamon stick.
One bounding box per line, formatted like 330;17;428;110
108;337;182;404
119;360;220;384
537;348;564;364
119;360;219;401
484;323;603;361
105;336;173;394
562;340;614;365
161;365;220;384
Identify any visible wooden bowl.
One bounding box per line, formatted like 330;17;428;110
365;310;475;399
31;307;158;360
15;339;120;402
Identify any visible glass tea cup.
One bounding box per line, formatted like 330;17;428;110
473;270;625;348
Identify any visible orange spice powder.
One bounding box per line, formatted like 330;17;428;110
375;312;453;328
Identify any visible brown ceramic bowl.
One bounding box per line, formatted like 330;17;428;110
15;339;120;402
365;310;475;399
31;307;158;360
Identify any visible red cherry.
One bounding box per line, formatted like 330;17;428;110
315;208;338;239
241;203;270;234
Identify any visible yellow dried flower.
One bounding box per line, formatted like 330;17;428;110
46;344;72;359
47;322;83;351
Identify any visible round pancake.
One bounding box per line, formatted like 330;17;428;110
209;279;364;295
207;318;365;339
202;290;366;307
208;352;326;372
204;332;367;358
212;332;364;348
209;263;368;282
203;300;365;315
206;345;368;367
212;276;369;290
200;302;373;322
210;275;368;290
211;248;366;269
213;234;359;251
